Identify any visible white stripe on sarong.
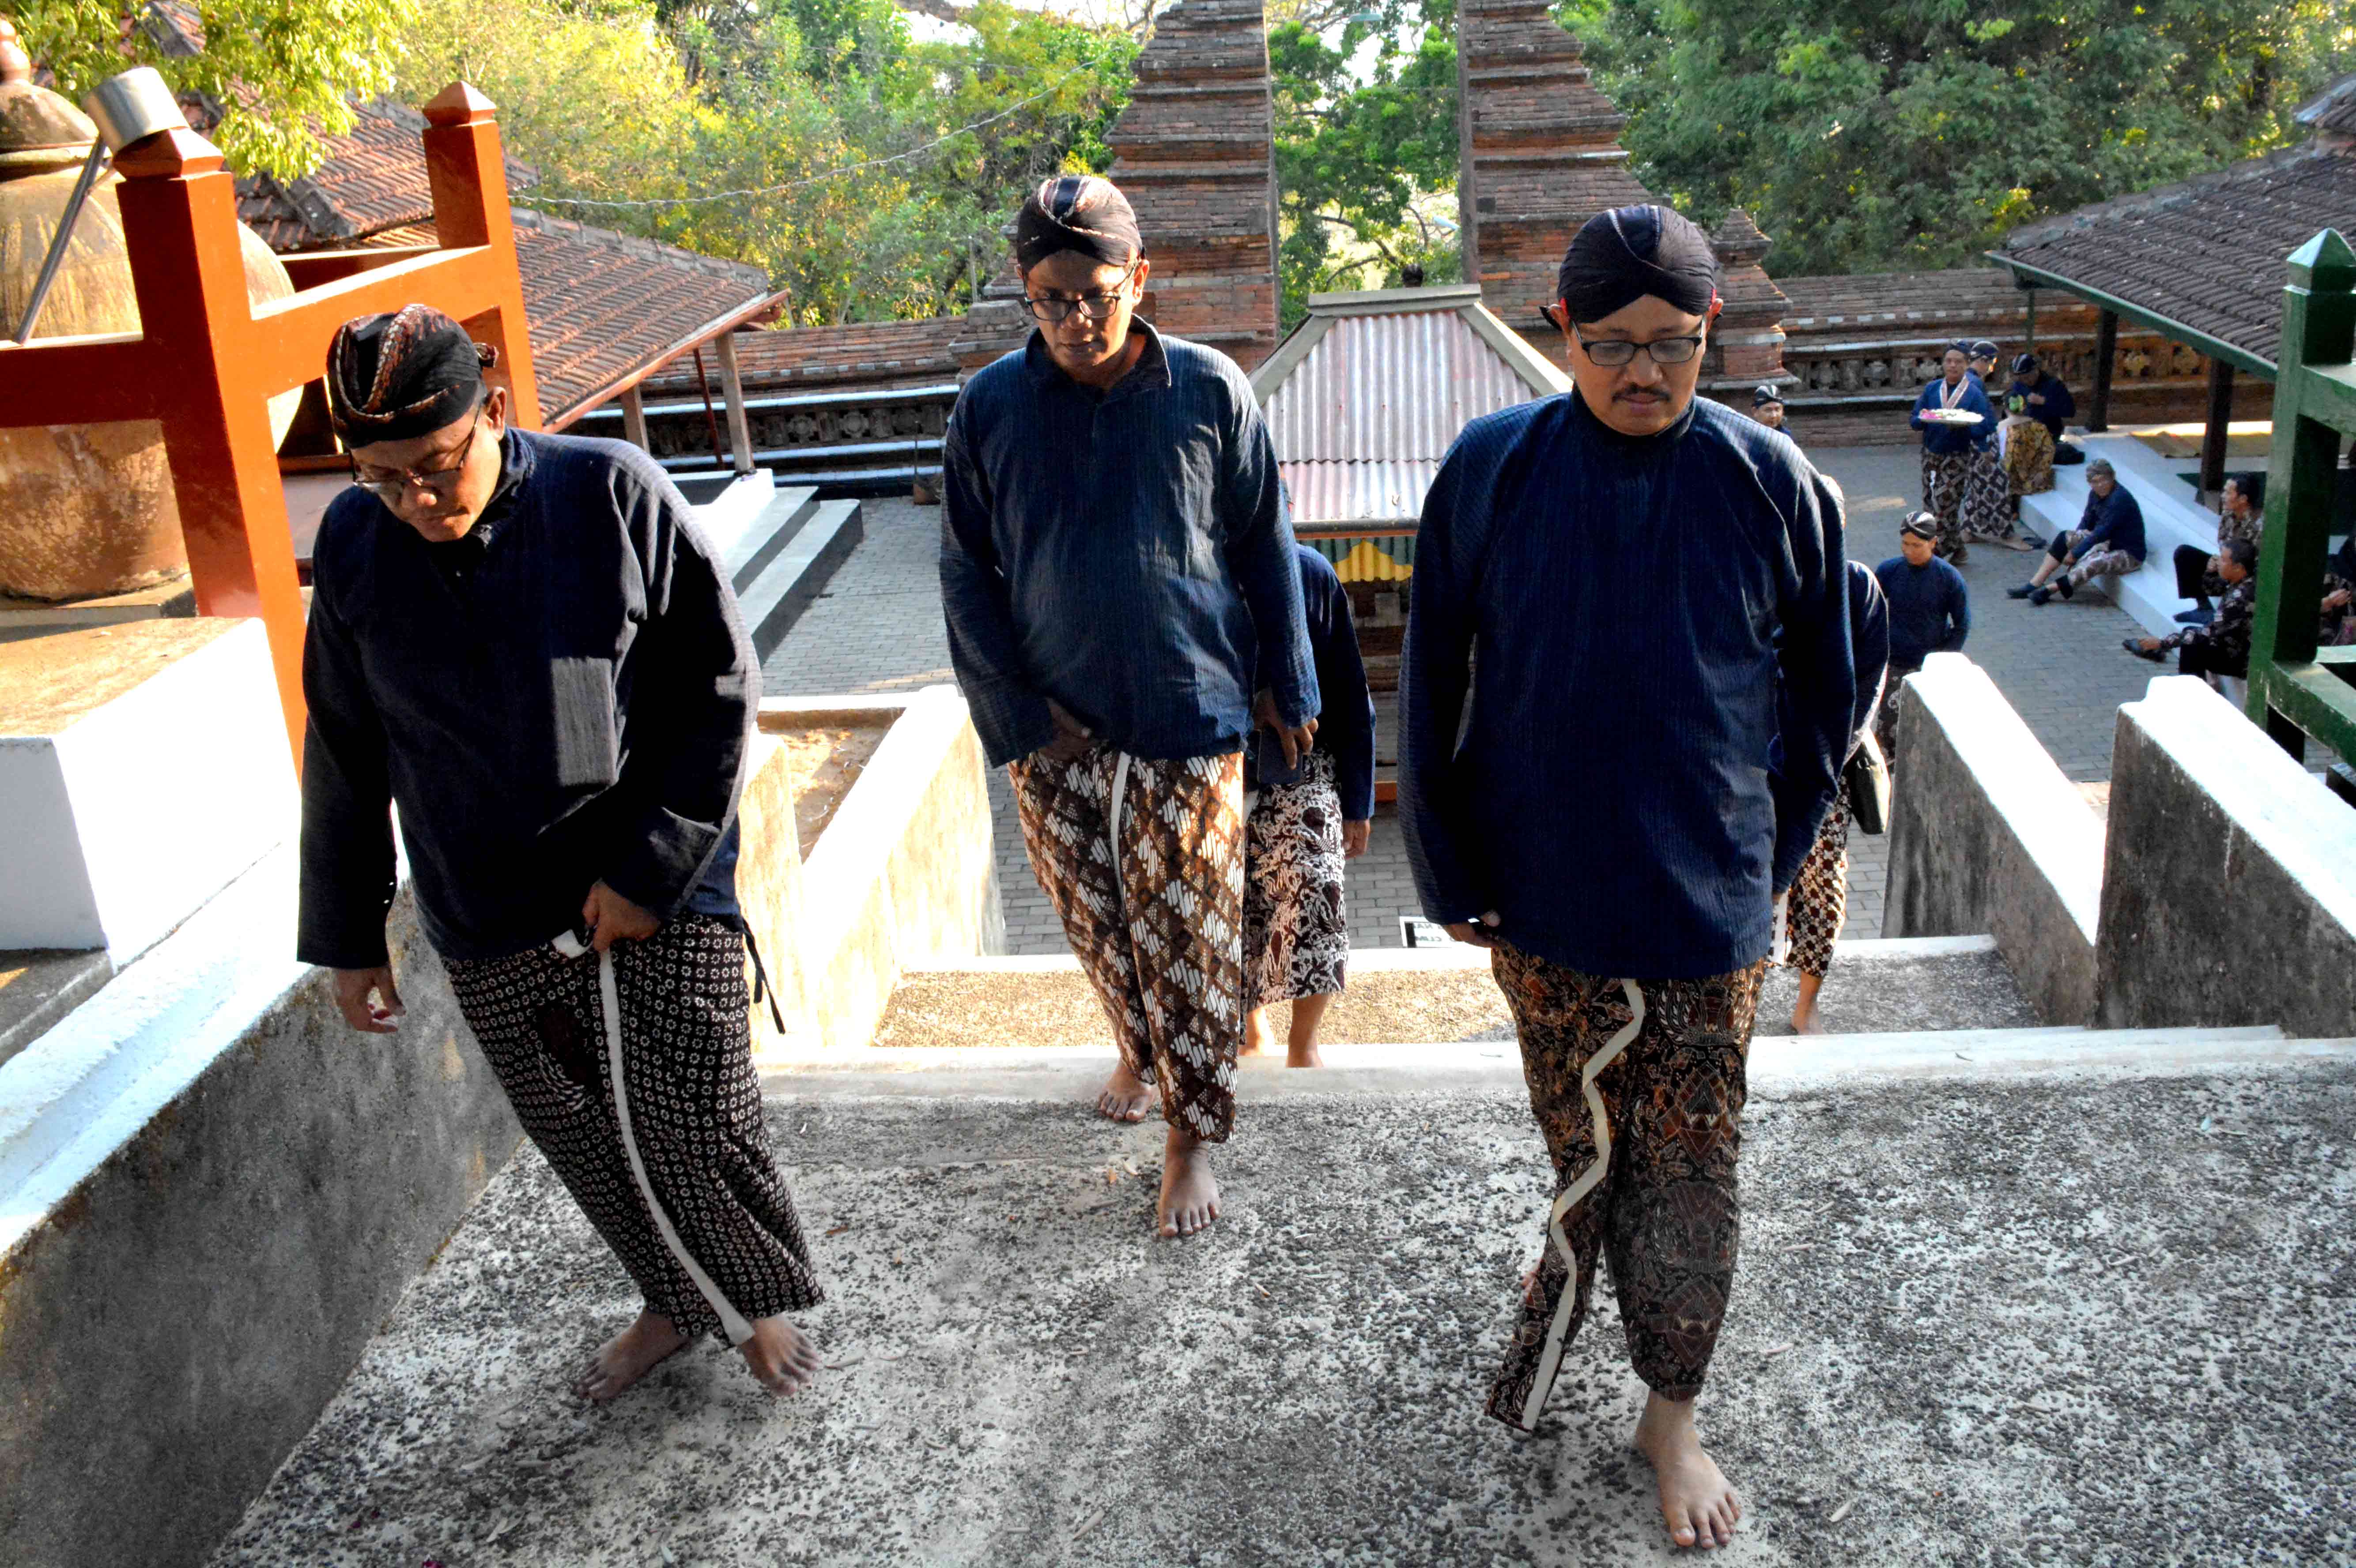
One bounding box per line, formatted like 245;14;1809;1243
1105;750;1134;912
1518;977;1646;1431
557;931;756;1348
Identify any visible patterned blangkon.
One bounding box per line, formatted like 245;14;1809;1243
2250;229;2356;769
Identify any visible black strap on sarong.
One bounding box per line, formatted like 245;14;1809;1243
744;929;787;1033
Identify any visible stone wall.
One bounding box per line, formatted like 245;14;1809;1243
2098;677;2356;1037
1882;654;2103;1025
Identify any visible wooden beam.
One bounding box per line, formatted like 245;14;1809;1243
714;330;756;476
2199;358;2237;495
620;384;649;452
2088;309;2118;432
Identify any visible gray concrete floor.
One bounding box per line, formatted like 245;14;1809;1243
763;459;2153;958
211;1053;2356;1566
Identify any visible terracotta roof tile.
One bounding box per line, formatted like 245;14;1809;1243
1999;143;2356;370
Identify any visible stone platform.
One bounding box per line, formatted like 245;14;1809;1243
209;1037;2356;1566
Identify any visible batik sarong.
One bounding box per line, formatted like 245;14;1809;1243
1962;445;2013;540
1875;660;1922;768
1486;948;1764;1428
1921;450;1970;552
445;915;823;1342
1780;782;1850;979
2004;420;2054;501
1243;749;1349;1009
1010;746;1247;1141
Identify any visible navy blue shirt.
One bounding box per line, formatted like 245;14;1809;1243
1911;375;1997;456
940;325;1317;767
2008;373;2075;439
298;428;754;966
1401;391;1854;979
2077;482;2147;561
1245;544;1377;819
1874;553;1971;669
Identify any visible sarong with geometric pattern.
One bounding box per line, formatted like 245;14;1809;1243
1485;945;1764;1429
1781;780;1852;980
1009;746;1247;1142
444;915;823;1342
1920;450;1972;553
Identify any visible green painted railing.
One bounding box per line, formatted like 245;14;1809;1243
2253;230;2356;767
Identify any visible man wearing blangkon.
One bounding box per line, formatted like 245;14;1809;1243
940;176;1318;1240
1401;206;1853;1550
300;306;823;1405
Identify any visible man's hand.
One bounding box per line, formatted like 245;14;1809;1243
1341;819;1371;859
332;965;405;1034
583;880;661;953
1036;698;1095;765
2028;392;2046;406
1253;689;1318;769
1444;910;1503;949
2325;588;2353;613
2062;554;2077;568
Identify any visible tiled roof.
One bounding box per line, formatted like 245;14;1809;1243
508;211;777;427
642;318;970;398
234;98;534;251
1997;143;2356;372
2297;74;2356;136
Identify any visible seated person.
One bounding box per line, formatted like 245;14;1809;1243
1999;393;2055;521
2127;538;2257;683
2010;459;2144;606
2007;353;2076;441
2171;472;2263;626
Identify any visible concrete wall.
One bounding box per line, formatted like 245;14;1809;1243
758;686;1003;1057
0;852;519;1568
1883;654;2103;1025
2097;677;2356;1036
0;620;294;957
736;729;813;1051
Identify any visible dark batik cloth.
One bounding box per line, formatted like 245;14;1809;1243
1010;747;1247;1141
1244;749;1350;1008
1401;390;1853;980
1963;444;2013;540
1244;544;1377;820
299;426;754;967
1782;782;1851;979
444;916;822;1340
1919;451;1972;551
939;324;1318;769
1487;948;1765;1424
2161;573;2259;679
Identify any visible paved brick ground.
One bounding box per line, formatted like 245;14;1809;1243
764;451;2156;957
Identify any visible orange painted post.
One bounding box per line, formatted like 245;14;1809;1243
420;83;542;429
109;127;312;758
0;82;536;770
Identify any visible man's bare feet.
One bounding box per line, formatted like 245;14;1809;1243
1157;1125;1220;1238
738;1314;821;1396
574;1309;689;1402
1095;1061;1155;1122
1633;1392;1741;1549
1790;974;1826;1036
1242;1005;1274;1057
1287;991;1333;1068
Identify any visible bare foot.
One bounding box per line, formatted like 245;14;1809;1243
1788;1005;1825;1036
1287;1041;1325;1068
1095;1062;1155;1122
574;1309;690;1402
1156;1126;1220;1238
1242;1005;1274;1057
1633;1392;1742;1549
738;1314;821;1397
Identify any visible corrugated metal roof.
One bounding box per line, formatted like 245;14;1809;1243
1265;302;1556;523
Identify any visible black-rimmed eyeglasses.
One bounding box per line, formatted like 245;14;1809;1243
1023;261;1143;324
1573;332;1705;367
350;415;487;505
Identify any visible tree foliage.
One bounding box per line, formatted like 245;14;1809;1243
1560;0;2356;275
1269;1;1460;328
16;0;413;178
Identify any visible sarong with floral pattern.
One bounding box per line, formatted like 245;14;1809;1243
1243;749;1349;1009
1485;946;1764;1428
1921;450;1971;552
1010;745;1247;1141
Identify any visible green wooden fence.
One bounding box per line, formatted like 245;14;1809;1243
2253;230;2356;766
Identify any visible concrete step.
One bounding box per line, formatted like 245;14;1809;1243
872;934;2040;1051
2018;431;2219;637
718;485;819;596
738;498;863;661
221;1025;2356;1565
